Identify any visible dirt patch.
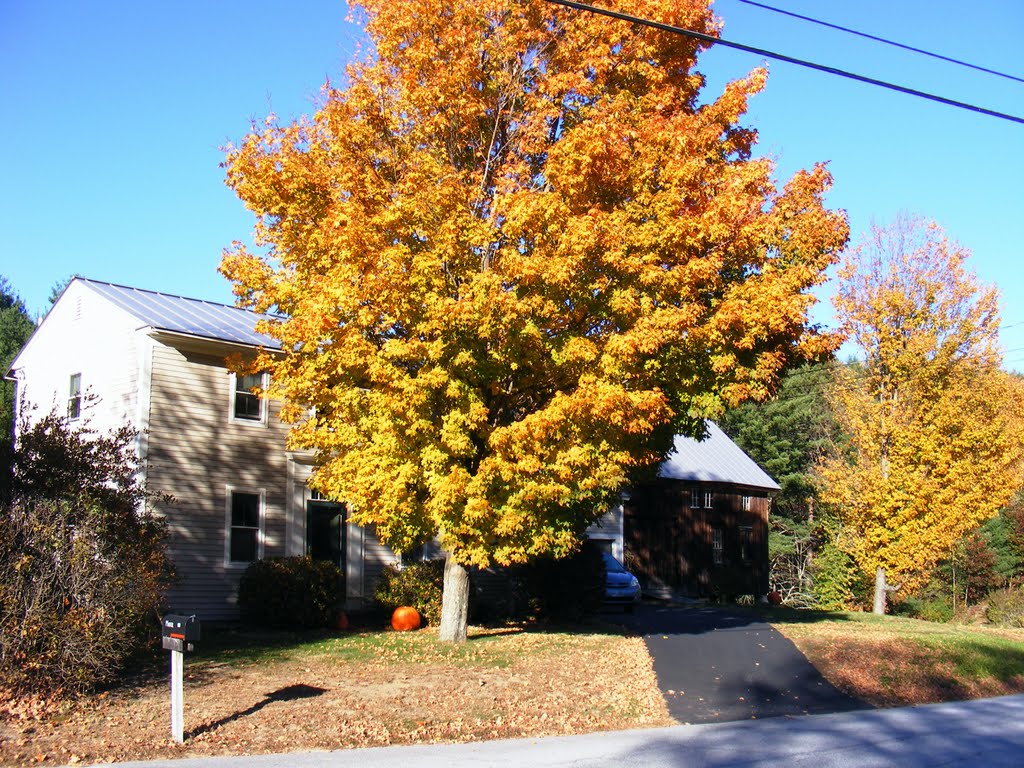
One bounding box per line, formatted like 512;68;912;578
0;627;671;766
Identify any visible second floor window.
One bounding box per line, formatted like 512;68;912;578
233;373;265;422
68;373;82;420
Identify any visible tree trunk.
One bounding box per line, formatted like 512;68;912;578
438;555;470;643
873;566;888;615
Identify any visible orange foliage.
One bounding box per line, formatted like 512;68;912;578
221;0;847;576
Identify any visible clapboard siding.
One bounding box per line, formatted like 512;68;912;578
362;525;399;598
586;503;625;560
147;343;291;619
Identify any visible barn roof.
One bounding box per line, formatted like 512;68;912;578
659;421;780;491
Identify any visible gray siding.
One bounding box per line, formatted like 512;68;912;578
360;524;399;604
146;344;291;620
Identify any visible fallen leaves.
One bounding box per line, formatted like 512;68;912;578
0;626;671;766
774;614;1024;708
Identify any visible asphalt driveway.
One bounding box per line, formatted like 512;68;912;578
620;604;867;724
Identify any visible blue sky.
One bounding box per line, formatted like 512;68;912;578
2;0;1022;369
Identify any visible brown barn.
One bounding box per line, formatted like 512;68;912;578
623;422;778;600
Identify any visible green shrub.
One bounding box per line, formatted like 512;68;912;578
812;540;855;610
894;595;954;623
238;557;343;629
373;559;444;625
986;587;1024;628
518;540;605;620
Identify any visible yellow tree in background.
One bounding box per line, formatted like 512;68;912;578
818;216;1024;609
221;0;848;640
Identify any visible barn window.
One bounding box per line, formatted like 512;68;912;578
712;528;723;565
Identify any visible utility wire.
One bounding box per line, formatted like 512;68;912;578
546;0;1024;125
733;0;1024;85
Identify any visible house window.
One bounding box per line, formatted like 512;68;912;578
232;372;266;422
690;488;701;508
704;490;714;509
68;373;82;420
742;495;752;512
228;490;262;564
712;528;724;565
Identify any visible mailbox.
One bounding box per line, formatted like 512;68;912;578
162;614;200;653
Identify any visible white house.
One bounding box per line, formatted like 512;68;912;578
7;278;400;620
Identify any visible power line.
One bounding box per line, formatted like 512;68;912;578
545;0;1024;125
733;0;1024;85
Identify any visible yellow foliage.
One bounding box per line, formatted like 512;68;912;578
221;0;848;567
817;216;1024;594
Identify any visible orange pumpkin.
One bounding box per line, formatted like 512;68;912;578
391;606;421;631
335;612;349;631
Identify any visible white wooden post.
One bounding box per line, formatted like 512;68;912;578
170;649;184;743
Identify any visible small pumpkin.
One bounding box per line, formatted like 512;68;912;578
768;591;783;605
335;611;349;631
391;606;421;631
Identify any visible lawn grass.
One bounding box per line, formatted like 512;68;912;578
753;606;1024;706
192;621;595;670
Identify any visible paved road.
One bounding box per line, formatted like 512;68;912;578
620;604;865;723
111;694;1024;768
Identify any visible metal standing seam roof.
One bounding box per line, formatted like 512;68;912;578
659;421;781;491
79;278;282;349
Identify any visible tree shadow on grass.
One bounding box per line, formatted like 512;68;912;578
485;602;862;641
466;625;527;640
729;603;861;626
186;683;328;739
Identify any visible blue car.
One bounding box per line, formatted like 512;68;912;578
602;552;641;611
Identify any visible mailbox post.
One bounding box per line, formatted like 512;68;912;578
161;614;200;743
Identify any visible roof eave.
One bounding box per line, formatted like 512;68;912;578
146;328;283;355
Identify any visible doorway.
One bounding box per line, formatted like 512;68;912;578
306;499;345;568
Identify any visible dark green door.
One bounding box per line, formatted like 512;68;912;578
307;501;345;567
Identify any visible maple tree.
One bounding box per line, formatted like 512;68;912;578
816;216;1024;607
221;0;848;640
